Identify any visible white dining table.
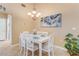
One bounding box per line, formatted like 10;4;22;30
31;34;49;56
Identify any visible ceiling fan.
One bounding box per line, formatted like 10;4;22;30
21;3;41;21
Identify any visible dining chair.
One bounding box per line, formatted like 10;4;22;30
37;31;48;37
19;32;39;56
19;31;29;55
24;35;39;56
41;35;54;56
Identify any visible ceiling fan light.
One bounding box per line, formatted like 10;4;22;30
36;13;41;17
32;11;36;14
27;12;31;15
31;15;34;17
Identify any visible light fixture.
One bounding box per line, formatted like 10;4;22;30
72;27;77;31
27;4;41;21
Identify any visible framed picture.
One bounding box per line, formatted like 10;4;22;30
40;13;62;27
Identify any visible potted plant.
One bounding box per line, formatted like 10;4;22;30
64;33;79;56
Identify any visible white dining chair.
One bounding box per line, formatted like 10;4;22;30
24;35;39;56
37;32;48;37
19;32;39;56
42;35;54;56
19;31;29;55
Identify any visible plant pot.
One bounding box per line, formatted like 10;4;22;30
68;50;79;56
70;54;79;56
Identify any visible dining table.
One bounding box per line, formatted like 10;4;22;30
33;34;49;56
28;33;49;56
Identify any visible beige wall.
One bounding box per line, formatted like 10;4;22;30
10;4;35;44
32;4;79;47
1;3;79;47
12;14;35;44
1;4;35;44
0;12;7;18
12;4;79;47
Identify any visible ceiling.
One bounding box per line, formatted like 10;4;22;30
0;3;79;14
0;3;79;19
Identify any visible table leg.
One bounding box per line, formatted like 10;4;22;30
39;43;42;56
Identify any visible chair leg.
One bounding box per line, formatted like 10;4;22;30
52;50;54;56
32;51;34;56
26;49;28;56
50;48;54;56
48;50;51;56
39;43;42;56
19;47;22;55
23;47;26;56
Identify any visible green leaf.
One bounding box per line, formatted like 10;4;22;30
64;43;72;50
64;33;79;55
65;33;73;38
65;38;72;43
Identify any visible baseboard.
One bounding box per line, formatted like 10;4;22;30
10;43;67;51
54;45;67;51
10;43;19;47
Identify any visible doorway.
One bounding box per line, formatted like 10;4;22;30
0;18;6;41
0;15;12;47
